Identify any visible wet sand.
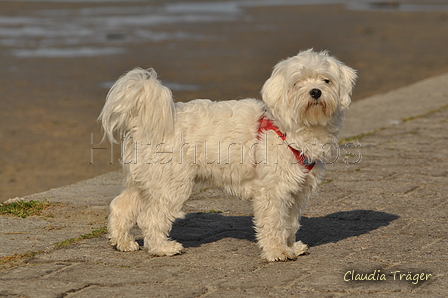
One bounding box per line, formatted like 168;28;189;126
1;1;448;202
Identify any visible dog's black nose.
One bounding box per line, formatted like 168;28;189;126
309;88;322;99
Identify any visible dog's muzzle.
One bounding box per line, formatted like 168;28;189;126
309;88;322;99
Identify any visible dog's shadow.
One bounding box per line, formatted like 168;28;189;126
166;210;399;248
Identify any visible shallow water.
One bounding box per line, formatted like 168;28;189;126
3;1;447;58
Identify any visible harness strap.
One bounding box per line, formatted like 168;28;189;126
258;118;315;172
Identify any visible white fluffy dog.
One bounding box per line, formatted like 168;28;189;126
99;49;356;261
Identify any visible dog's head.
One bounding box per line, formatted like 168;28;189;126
261;49;357;128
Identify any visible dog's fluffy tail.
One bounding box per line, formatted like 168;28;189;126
99;68;175;144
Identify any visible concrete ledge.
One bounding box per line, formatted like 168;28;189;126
341;72;448;139
1;74;447;297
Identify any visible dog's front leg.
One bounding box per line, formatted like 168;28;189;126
286;196;309;257
252;192;302;261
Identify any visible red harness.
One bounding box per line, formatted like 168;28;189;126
257;118;315;172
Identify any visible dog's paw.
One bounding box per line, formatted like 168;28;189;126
110;237;140;252
292;241;309;256
262;246;297;262
148;240;184;257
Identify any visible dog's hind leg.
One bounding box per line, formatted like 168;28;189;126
137;179;193;256
108;187;142;252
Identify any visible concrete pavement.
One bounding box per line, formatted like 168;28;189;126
1;74;447;297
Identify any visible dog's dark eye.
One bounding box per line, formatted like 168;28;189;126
323;79;330;84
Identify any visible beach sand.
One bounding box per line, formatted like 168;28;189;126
1;1;448;202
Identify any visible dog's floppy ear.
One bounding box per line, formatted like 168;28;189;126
336;61;357;110
261;59;289;114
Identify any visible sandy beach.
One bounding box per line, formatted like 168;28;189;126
1;0;448;202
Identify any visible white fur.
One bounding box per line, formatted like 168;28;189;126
99;49;356;261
